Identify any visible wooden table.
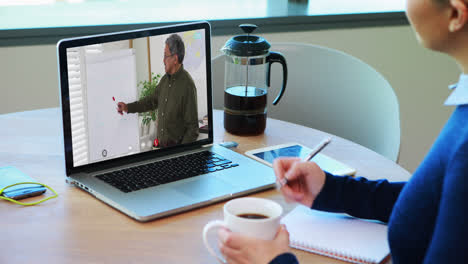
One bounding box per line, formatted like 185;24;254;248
0;108;410;264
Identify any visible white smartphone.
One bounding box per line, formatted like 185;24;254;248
245;143;356;176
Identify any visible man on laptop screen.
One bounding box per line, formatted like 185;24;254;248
116;34;199;149
66;27;208;165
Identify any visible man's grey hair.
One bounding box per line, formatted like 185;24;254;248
165;34;185;64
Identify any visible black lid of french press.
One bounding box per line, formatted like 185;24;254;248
222;24;271;57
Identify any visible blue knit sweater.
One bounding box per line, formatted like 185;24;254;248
270;105;468;264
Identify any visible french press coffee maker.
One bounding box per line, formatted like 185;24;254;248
222;24;288;135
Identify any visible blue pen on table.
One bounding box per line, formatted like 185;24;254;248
276;137;332;189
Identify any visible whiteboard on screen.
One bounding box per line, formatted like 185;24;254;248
85;49;140;163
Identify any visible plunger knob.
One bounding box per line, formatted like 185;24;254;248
239;24;257;34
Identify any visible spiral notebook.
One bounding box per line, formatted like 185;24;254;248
281;205;390;264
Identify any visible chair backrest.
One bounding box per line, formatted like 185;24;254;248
212;43;400;162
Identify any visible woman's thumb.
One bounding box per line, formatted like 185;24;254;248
276;224;290;243
284;162;301;181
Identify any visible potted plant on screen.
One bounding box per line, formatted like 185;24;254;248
138;72;161;135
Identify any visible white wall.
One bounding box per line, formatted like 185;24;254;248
0;25;460;173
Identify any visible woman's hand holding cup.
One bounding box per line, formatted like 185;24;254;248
218;224;290;264
202;197;288;264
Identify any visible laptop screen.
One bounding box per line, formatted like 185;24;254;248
58;22;213;172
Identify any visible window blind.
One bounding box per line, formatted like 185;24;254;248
68;44;104;166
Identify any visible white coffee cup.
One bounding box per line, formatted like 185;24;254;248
202;197;283;263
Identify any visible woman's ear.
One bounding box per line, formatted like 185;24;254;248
449;0;468;32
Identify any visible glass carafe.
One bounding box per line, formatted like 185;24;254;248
222;24;287;135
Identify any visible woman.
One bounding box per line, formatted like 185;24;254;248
218;0;468;263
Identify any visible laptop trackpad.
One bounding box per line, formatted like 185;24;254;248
172;175;236;199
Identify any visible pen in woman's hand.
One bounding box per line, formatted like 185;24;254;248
276;137;332;189
303;137;332;162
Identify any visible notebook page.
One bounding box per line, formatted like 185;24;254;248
281;205;390;264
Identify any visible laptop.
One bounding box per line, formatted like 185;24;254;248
57;21;275;222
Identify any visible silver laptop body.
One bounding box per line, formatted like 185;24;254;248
57;21;275;222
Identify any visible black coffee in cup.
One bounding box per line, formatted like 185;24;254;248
237;213;269;219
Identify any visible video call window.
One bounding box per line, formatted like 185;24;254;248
66;30;209;167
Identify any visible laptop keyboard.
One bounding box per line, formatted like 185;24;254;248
95;151;239;193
